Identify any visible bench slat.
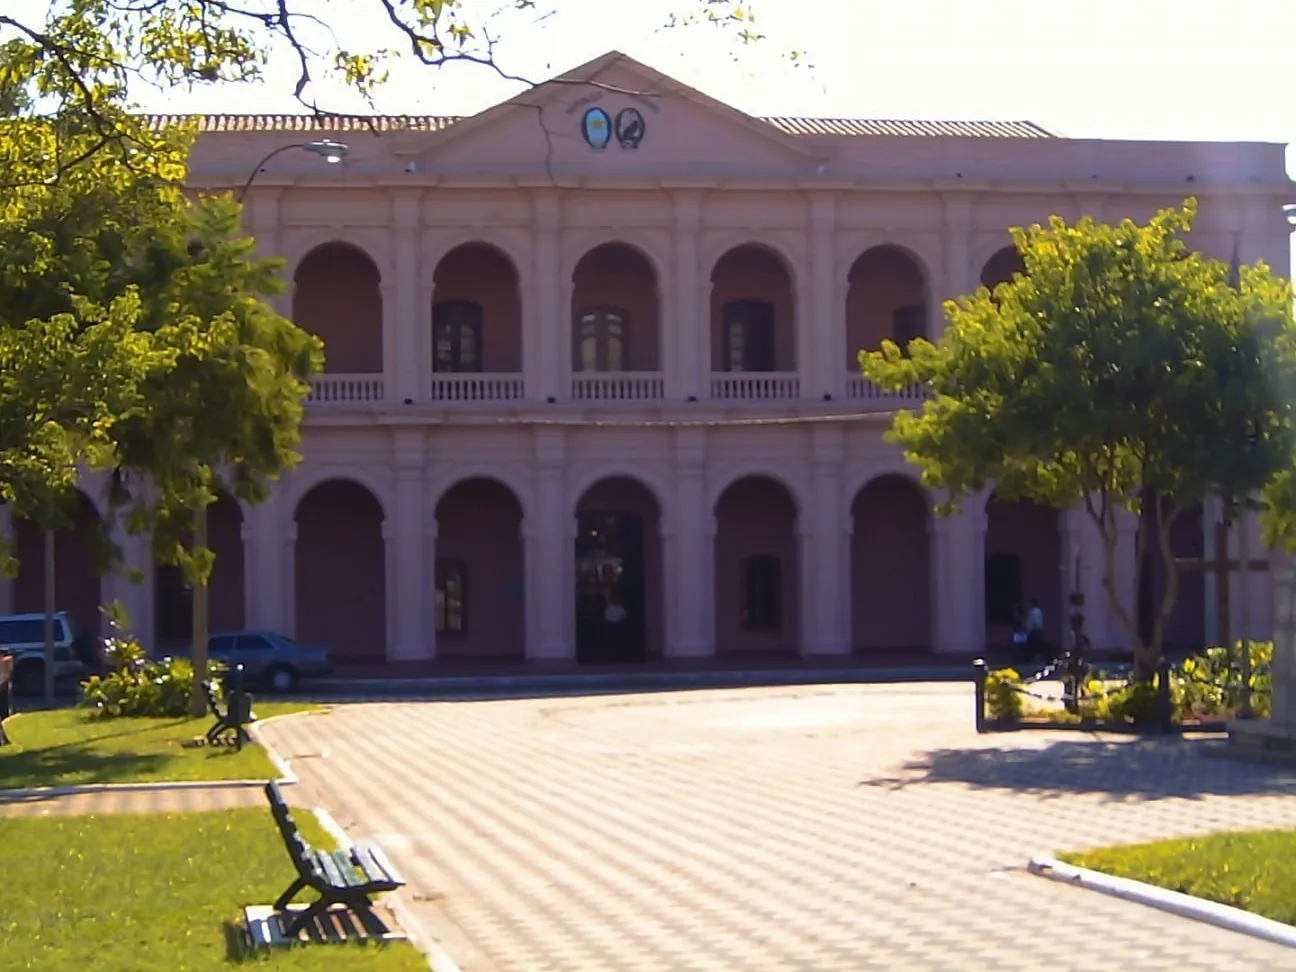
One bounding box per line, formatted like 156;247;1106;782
352;844;405;887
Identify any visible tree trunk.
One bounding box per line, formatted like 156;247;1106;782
187;505;209;718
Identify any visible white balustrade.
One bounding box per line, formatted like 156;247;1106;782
308;374;385;403
845;375;927;404
571;372;665;401
429;374;526;402
709;372;801;400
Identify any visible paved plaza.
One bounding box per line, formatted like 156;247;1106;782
258;683;1296;971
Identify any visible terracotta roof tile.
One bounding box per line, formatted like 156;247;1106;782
145;113;1058;139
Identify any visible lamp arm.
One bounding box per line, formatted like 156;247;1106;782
236;143;307;202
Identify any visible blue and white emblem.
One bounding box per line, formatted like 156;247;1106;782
581;107;612;150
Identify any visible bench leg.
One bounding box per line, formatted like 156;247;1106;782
273;877;308;912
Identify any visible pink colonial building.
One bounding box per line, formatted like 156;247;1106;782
1;51;1290;670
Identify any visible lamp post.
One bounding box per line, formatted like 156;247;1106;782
186;138;348;715
236;139;348;202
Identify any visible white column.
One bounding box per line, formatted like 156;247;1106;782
1061;507;1110;652
391;191;422;403
809;195;840;400
0;504;13;614
105;529;152;642
424;519;439;661
389;460;429;662
531;191;562;401
243;490;286;632
803;445;850;656
672;192;704;400
669;433;712;656
526;435;571;659
930;505;987;654
282;521;297;639
1108;509;1140;651
940;195;973;337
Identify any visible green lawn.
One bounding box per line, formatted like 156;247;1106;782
0;704;322;789
1062;829;1296;925
0;809;426;971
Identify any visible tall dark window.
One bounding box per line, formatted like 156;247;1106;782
984;553;1023;626
741;555;782;631
892;304;926;350
575;306;628;372
155;564;193;641
432;300;483;373
435;561;467;635
722;299;776;372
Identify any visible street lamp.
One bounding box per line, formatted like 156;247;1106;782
236;139;349;201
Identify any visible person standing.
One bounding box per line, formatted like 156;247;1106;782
1026;598;1046;660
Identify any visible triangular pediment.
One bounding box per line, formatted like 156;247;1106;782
408;51;820;173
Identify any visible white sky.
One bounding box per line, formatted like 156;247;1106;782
130;0;1296;147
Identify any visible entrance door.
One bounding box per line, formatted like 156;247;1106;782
575;511;647;664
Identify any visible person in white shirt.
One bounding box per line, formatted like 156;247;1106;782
1025;599;1045;659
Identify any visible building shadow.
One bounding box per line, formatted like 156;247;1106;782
859;737;1296;801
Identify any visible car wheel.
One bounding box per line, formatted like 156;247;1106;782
14;661;43;697
267;666;297;694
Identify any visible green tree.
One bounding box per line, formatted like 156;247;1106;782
109;194;322;714
860;200;1296;676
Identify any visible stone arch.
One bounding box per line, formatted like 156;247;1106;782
980;245;1026;292
433;477;526;662
13;489;105;637
294;478;386;662
282;229;393;284
429;467;532;524
573;476;665;662
292;241;384;373
709;242;798;373
570;243;662;372
563;234;669;290
845;245;933;363
425;233;529;292
431;242;523;373
287;466;392;522
709;465;805;518
850;474;932;653
713;474;800;656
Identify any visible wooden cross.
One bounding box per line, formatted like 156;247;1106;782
1175;519;1269;652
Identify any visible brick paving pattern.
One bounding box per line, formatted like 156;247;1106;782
261;684;1296;972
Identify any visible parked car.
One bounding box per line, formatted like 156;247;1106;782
0;612;88;696
181;631;332;693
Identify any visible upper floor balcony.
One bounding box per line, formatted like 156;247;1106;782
292;236;1025;413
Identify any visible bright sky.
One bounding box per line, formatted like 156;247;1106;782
131;0;1296;148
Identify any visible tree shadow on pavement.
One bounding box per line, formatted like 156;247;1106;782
859;737;1296;801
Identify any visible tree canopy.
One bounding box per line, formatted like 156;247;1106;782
860;201;1296;670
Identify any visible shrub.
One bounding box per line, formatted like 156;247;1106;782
984;667;1024;721
77;610;196;719
1175;642;1272;720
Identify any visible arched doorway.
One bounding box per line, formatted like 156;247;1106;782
431;243;523;374
980;246;1025;293
570;244;660;373
710;244;796;375
434;478;525;662
13;491;103;637
154;492;246;650
845;246;929;363
573;477;663;664
294;480;386;662
292;242;384;372
713;475;799;655
851;475;931;653
984;495;1063;655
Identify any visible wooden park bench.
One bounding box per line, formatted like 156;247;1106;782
264;781;406;939
202;678;255;749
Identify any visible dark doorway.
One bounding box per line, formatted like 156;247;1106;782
575;511;647;664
